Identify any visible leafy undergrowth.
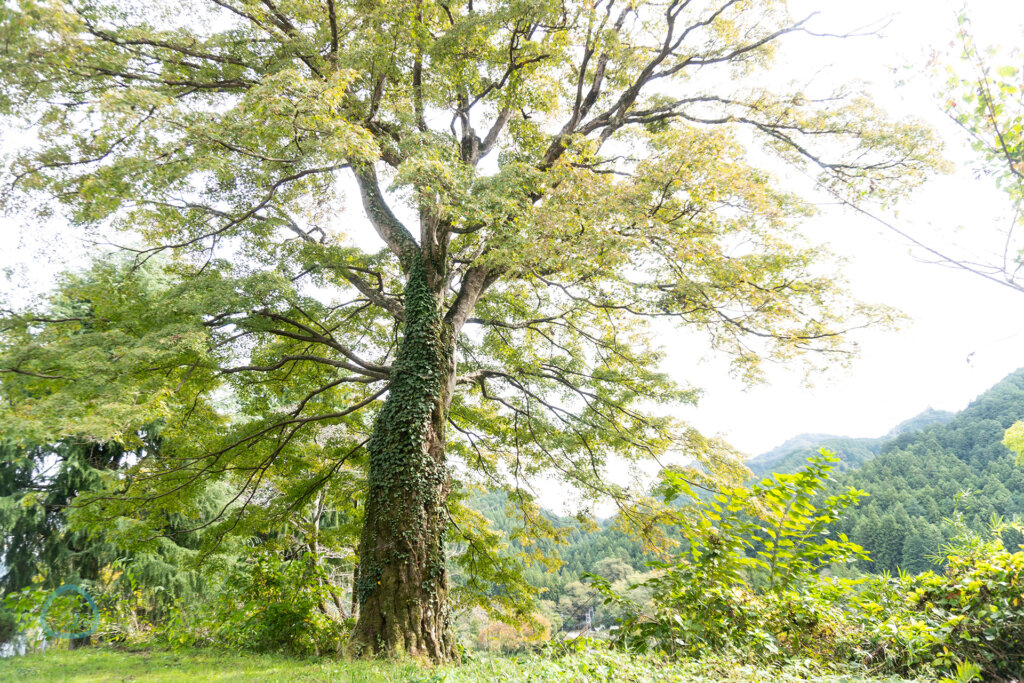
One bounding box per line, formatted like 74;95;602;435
0;646;932;682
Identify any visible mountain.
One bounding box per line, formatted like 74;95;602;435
748;435;883;478
827;369;1024;574
883;407;955;438
746;433;841;473
474;368;1024;628
740;370;1024;574
746;407;958;478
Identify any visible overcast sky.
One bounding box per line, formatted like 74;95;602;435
1;0;1022;470
670;0;1024;457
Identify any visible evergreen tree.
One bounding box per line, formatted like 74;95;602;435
900;521;941;575
0;440;126;593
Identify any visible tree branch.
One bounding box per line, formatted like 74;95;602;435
444;265;500;332
351;165;420;270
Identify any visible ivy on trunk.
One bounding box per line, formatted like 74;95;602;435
351;256;457;658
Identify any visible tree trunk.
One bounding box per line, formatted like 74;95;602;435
350;559;359;620
348;256;457;661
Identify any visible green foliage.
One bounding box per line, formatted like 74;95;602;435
0;644;933;682
39;585;99;640
758;369;1024;575
0;427;229;648
584;448;1024;679
459;489;655;632
0;605;17;646
1004;420;1024;464
446;490;543;624
0;438;128;594
591;452;867;661
1;584;70;651
90;559;178;644
0;0;950;659
746;408;955;479
939;661;983;683
171;548;346;657
938;13;1024;291
0;258;222;446
856;516;1024;680
0;0;941;551
944;14;1024;207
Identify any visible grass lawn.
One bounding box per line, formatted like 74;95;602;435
0;647;409;682
0;646;936;682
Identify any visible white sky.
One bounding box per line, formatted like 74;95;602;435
670;0;1024;457
1;0;1022;473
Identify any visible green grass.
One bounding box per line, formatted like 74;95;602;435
0;646;936;682
0;647;409;682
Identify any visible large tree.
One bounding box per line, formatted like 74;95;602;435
0;0;938;659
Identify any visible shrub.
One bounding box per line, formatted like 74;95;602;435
0;606;18;646
1;586;56;651
858;516;1024;679
162;548;346;656
589;452;868;662
591;454;1024;678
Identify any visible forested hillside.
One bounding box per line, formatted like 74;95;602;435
728;369;1024;575
747;408;955;478
742;370;1024;575
831;369;1024;574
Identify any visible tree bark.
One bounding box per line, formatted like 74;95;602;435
348;255;457;661
350;559;359;620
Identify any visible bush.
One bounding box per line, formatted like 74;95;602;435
161;548;346;656
589;452;1024;680
858;516;1024;680
1;586;54;651
0;607;18;646
589;452;868;662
